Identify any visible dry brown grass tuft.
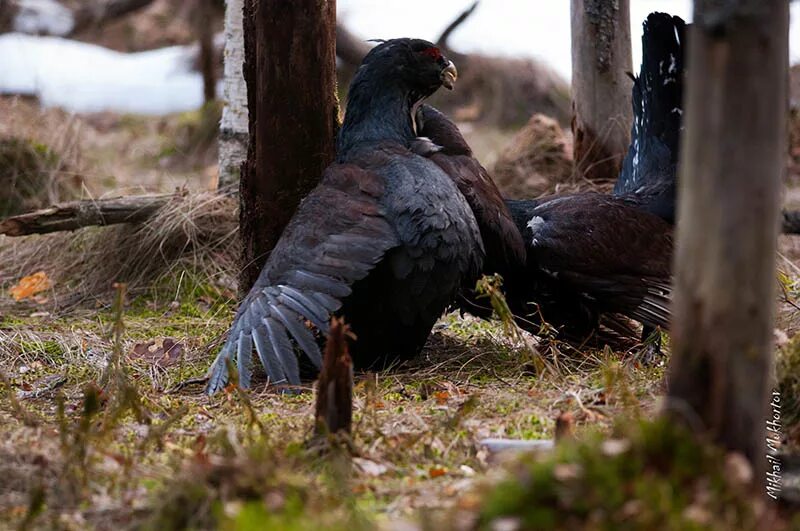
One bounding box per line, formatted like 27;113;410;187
0;191;238;312
0;98;86;217
491;114;586;200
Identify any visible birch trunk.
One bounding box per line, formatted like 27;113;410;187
217;0;248;191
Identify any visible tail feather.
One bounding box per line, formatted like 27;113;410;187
628;279;672;329
615;12;686;219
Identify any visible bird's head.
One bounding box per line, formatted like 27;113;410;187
357;38;458;101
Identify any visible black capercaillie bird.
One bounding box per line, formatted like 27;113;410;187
206;39;484;393
496;13;685;356
411;103;672;353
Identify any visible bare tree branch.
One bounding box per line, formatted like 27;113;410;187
335;22;372;67
436;0;478;56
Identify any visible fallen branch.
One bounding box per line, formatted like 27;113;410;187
4;193;800;239
0;194;177;236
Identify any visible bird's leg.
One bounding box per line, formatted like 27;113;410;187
638;325;662;365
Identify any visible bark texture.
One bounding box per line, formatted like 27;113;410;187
570;0;633;183
195;0;217;103
239;0;338;294
667;0;789;479
218;0;248;189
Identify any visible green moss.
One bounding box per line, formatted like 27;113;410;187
16;339;66;359
477;419;764;531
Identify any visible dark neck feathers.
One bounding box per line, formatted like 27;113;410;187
337;68;417;161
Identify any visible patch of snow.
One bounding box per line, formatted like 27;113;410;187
0;33;220;114
1;0;799;115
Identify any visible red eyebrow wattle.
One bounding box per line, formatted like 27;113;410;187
421;47;442;59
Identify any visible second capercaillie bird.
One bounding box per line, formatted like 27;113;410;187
502;13;682;355
413;15;680;359
414;104;673;355
206;39;486;393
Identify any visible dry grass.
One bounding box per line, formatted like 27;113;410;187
0;295;665;529
490;113;590;200
0;191;238;312
1;92;799;529
0;96;219;195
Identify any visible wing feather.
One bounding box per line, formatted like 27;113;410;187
206;164;398;393
236;332;254;389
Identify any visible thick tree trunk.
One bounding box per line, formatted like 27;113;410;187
238;0;338;294
668;0;789;480
570;0;632;183
218;0;248;190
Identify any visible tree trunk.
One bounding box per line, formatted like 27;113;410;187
570;0;632;183
218;0;248;190
195;0;216;103
238;0;338;294
667;0;789;481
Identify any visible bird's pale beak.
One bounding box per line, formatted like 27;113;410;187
441;61;457;90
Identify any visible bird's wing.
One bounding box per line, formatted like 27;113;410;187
206;164;399;393
415;105;526;271
518;194;673;328
522;193;672;278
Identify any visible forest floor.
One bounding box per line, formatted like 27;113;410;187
0;95;799;529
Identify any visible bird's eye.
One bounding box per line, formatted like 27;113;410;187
420;47;442;60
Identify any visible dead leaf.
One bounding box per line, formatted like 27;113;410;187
429;467;447;478
433;390;450;404
131;338;184;367
10;271;51;301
